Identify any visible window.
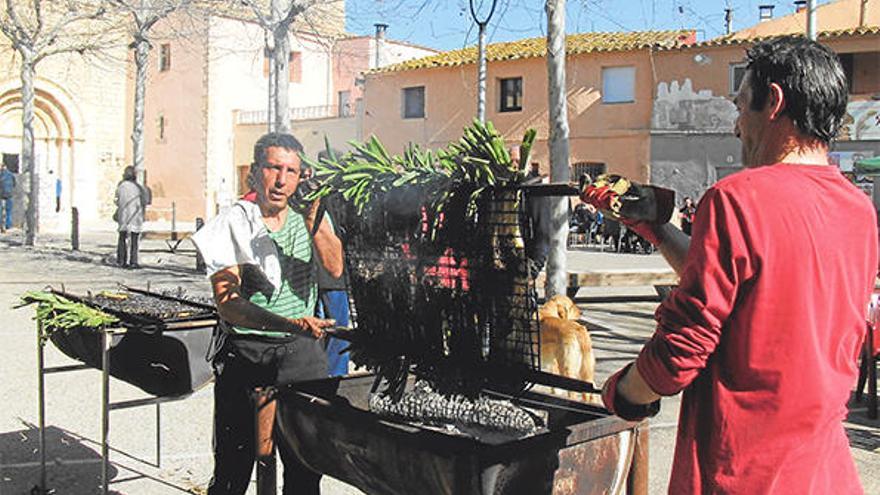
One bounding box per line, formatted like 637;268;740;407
840;53;854;93
499;77;522;112
729;62;748;95
402;86;425;119
262;51;302;83
601;66;635;103
159;43;171;72
571;162;606;183
338;91;352;117
289;51;302;83
840;52;880;94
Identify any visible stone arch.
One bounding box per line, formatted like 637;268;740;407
0;77;84;231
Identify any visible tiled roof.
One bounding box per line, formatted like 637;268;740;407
373;30;696;74
682;25;880;49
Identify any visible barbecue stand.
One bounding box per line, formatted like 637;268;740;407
265;181;649;494
33;287;217;495
333;182;596;397
276;375;648;495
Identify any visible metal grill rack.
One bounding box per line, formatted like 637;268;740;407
33;286;218;495
334;185;547;397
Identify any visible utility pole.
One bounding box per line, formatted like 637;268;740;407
807;0;817;40
544;0;570;298
469;0;497;122
724;8;733;35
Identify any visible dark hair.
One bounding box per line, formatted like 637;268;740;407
745;36;848;144
248;132;304;190
123;166;136;181
253;132;304;165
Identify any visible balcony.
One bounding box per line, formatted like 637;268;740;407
236;103;359;125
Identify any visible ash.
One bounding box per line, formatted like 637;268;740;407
369;380;543;438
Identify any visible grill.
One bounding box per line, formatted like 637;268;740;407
44;286;217;397
276;375;648;495
266;181;650;494
334;184;556;398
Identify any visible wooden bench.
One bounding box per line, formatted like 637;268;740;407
536;269;680;298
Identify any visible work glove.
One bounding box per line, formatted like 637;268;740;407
580;174;675;245
601;363;661;422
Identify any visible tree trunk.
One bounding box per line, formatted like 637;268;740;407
132;36;150;184
265;29;277;132
272;22;291;133
476;22;486;122
544;0;570;298
21;56;38;246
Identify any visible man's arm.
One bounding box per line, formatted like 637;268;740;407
614;362;662;405
654;223;690;276
211;265;334;338
305;201;344;278
604;187;755;417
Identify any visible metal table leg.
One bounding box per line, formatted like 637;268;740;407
156;402;162;467
627;421;649;495
101;329;111;495
37;321;48;494
869;324;877;420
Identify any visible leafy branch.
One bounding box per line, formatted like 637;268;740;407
17;291;118;343
303;120;536;240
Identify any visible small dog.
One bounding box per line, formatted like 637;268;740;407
538;295;596;402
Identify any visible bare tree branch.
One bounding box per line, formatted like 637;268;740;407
0;0;121;245
109;0;198;183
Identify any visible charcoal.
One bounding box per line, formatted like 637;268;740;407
85;290;213;321
369;380;541;435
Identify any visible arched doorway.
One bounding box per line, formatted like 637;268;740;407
0;79;81;232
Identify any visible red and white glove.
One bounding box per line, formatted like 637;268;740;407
601;363;661;422
579;174;629;212
580;175;675;246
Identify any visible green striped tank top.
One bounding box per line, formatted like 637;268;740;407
233;207;316;338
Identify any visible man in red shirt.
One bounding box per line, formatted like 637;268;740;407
583;37;877;493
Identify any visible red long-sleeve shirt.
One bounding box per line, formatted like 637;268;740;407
637;163;877;494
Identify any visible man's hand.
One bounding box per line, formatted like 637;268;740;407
303;197;322;233
601;363;661;422
290;316;335;339
580;174;675;246
580;174;630;212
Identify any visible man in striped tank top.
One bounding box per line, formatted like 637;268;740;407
193;132;344;495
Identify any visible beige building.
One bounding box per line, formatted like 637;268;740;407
361;0;879;206
362;31;697;184
137;10;435;226
650;0;880;204
0;48;128;232
231;30;436;199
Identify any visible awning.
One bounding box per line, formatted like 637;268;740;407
854;156;880;175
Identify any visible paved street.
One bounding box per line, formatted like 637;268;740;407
1;230;878;494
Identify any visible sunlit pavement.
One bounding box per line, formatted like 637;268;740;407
1;231;876;494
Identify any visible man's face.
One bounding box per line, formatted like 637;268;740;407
733;71;771;168
257;146;301;210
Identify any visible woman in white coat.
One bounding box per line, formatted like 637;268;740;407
114;166;146;268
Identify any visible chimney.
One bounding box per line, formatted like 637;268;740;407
759;4;775;21
724;8;733;35
794;0;807;13
374;23;388;68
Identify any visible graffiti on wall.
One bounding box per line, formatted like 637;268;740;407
840;100;880;141
652;79;737;132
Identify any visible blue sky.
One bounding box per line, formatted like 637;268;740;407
346;0;833;50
